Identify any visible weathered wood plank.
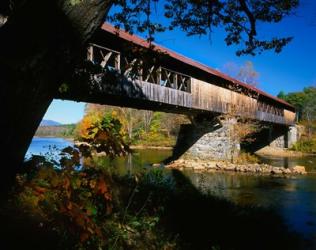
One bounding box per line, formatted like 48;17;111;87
82;44;295;126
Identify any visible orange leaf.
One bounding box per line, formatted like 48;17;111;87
66;202;73;210
80;232;90;242
34;186;46;194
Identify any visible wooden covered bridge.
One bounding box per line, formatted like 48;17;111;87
58;23;296;126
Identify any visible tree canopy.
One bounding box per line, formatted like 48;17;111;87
223;61;260;86
1;0;299;56
108;0;299;56
278;86;316;122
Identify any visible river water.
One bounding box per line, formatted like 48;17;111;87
27;137;316;246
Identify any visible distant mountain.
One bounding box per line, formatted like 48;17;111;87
40;119;62;126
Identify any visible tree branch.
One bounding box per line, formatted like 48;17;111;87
238;0;257;45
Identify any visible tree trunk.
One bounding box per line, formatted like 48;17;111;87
0;0;112;197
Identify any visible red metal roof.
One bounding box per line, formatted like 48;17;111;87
101;23;294;110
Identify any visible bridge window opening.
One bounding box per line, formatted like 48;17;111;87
27;100;86;158
160;67;178;88
88;44;191;93
257;101;285;118
88;44;120;71
159;67;191;92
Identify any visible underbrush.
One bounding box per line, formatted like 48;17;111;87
133;132;176;147
1;147;306;250
291;139;316;153
234;151;260;164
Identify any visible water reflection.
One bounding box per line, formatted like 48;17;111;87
82;149;172;175
258;154;316;172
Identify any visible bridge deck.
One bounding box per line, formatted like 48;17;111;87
57;23;296;126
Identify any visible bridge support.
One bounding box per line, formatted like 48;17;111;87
172;116;240;161
287;125;299;148
268;125;298;149
171;117;299;162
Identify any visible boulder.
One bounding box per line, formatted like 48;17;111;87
205;161;217;169
152;163;162;168
289;165;307;174
193;165;206;170
282;168;292;174
216;162;225;170
271;167;283;175
223;164;236;171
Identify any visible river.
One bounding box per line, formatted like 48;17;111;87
27;137;316;247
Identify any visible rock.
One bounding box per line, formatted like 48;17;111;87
205;161;217;169
235;166;242;172
282;168;292;174
271;167;283;175
165;161;183;169
193;166;206;170
242;166;249;172
289;165;307;174
255;167;262;173
152;163;162;168
223;164;236;171
74;141;91;147
165;159;306;176
216;162;224;170
164;164;174;169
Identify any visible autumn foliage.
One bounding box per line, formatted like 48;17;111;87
16;147;113;248
14;115;131;248
76;103;189;147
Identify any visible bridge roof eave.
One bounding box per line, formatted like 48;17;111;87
100;23;295;111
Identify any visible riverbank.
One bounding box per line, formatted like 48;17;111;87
74;140;173;150
255;146;313;157
164;159;307;175
33;136;74;142
130;145;173;150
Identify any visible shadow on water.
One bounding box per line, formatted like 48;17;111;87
258;154;316;173
161;170;309;250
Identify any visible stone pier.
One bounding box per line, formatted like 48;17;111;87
171;117;299;162
268;125;298;149
172;117;240;161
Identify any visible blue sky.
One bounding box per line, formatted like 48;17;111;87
43;100;85;124
45;0;316;124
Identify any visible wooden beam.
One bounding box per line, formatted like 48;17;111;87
115;53;120;70
156;67;161;85
100;51;112;68
87;45;94;62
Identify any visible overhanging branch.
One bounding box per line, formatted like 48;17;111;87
238;0;257;46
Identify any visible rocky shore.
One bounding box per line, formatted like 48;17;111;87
165;159;307;175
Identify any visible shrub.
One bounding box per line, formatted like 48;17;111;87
291;139;316;153
235;151;260;164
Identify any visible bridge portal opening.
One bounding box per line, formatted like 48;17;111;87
28;99;191;166
29;98;296;165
